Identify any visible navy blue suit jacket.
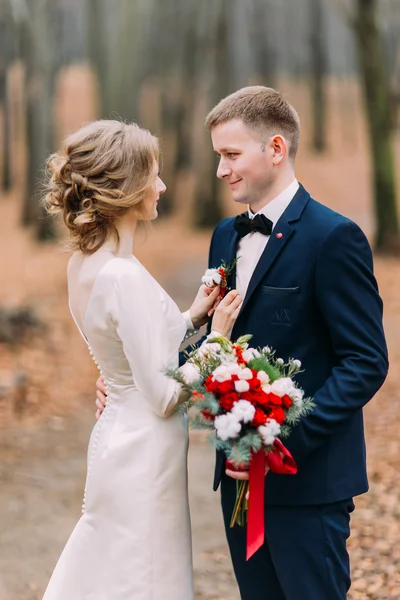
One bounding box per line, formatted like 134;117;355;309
201;184;388;506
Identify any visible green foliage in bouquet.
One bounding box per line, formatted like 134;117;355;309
247;357;281;382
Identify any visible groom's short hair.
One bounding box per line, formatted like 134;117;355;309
205;86;300;160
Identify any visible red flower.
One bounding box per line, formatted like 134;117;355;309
232;344;246;365
248;377;262;391
205;377;234;395
269;393;283;406
219;392;239;411
205;376;217;393
269;407;285;424
202;409;215;421
238;390;258;406
282;394;293;409
255;391;272;408
252;408;268;427
216;380;235;395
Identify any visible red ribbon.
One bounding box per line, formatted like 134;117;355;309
247;449;265;560
246;440;298;561
265;439;298;475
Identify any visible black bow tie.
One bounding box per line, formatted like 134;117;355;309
234;213;273;239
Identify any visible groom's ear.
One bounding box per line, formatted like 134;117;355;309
271;135;288;165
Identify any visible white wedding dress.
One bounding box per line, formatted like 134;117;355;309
43;255;194;600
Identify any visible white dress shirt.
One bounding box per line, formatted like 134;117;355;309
235;179;299;299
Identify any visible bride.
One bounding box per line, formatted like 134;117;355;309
42;119;242;600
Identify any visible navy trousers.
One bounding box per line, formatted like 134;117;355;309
221;476;354;600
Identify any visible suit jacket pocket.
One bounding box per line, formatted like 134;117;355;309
262;285;300;294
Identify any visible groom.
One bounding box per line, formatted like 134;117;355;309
199;86;387;600
97;87;388;599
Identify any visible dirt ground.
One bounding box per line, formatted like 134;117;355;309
0;69;400;599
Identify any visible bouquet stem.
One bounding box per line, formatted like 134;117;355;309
230;480;249;528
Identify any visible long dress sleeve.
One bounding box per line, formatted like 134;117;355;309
111;263;182;418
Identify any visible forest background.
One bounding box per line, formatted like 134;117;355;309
0;1;399;598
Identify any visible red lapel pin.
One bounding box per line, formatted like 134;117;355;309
276;232;283;239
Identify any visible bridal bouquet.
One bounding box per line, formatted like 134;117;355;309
168;334;314;559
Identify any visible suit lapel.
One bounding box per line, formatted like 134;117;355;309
221;220;240;289
239;184;311;315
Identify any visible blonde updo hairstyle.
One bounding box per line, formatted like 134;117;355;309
44;120;160;254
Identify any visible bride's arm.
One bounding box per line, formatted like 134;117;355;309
96;274;241;419
181;309;199;343
111;265;187;418
179;284;221;345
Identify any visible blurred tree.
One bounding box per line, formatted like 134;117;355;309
141;0;186;214
116;0;142;122
87;0;108;117
20;0;58;240
0;0;15;191
392;41;400;128
172;7;198;174
333;0;400;254
309;0;328;152
156;0;197;213
249;0;276;86
353;0;400;253
192;0;230;228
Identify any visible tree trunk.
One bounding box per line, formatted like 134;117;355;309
0;13;13;191
249;0;276;86
0;59;12;191
193;0;229;228
159;0;198;213
87;0;109;117
309;0;328;152
354;0;400;254
20;0;56;240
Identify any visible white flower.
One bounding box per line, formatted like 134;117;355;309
261;383;271;394
225;362;242;375
292;359;302;369
234;379;250;393
231;400;255;424
198;341;221;358
215;413;242;441
291;387;304;404
258;419;281;446
262;346;271;354
179;362;201;384
237;367;253;381
242;348;261;362
257;370;270;385
276;358;284;366
212;365;232;382
201;268;222;288
270;377;296;398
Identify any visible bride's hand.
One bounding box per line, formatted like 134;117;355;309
211;290;242;339
189;284;221;329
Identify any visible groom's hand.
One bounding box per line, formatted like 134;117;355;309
226;465;270;501
225;465;270;480
95;376;107;420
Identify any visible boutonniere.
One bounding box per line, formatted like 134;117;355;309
201;258;238;298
